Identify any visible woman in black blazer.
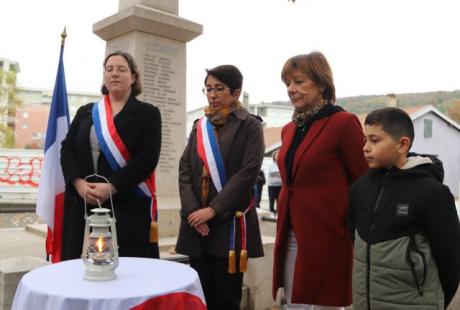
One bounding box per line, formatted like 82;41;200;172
60;51;162;260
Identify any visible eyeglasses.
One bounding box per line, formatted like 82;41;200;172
202;85;230;95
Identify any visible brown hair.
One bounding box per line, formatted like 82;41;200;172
101;51;142;96
281;51;336;103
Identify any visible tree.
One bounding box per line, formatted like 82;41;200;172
0;68;22;147
447;100;460;124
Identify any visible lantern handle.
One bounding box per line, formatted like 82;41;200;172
83;173;116;219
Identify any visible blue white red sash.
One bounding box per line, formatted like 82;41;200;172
92;96;157;222
196;116;253;273
196;117;228;191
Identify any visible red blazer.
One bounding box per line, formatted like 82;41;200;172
272;111;368;306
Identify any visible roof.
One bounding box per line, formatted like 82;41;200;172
264;126;282;151
358;105;460;131
251;101;293;109
18;87;100;97
357;105;427;127
409;105;460;131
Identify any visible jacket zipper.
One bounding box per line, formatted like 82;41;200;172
366;172;388;310
407;235;427;296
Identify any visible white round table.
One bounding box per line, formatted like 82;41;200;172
12;257;206;310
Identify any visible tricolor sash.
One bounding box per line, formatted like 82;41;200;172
196;117;254;273
92;96;158;242
196;117;227;191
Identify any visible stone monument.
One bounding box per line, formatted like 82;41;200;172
93;0;202;236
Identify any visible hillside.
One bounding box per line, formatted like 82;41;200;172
261;90;460;115
336;90;460;115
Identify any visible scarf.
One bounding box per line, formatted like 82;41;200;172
204;101;242;126
292;100;327;127
200;100;241;202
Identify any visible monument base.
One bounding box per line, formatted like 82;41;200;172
157;195;181;239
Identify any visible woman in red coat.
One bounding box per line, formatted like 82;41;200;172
272;52;368;309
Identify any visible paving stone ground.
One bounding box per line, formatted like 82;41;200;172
0;212;42;229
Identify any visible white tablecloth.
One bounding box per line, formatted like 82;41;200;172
12;257;206;310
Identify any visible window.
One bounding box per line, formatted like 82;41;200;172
424;119;433;138
32;132;43;140
22;123;29;129
23;112;29;118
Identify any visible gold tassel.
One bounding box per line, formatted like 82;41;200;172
228;250;236;274
149;221;158;243
239;249;248;272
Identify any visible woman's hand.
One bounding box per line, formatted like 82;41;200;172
194;223;210;236
73;178;100;205
89;182;117;203
187;207;216;228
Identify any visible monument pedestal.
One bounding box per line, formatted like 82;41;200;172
0;256;48;310
156;196;181;238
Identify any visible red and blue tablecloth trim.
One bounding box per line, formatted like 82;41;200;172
130;292;207;310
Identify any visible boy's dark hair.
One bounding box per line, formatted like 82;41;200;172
204;65;243;95
101;51;142;96
365;107;415;148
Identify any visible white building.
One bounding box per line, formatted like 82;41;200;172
409;105;460;197
17;87;100;120
0;57;21;132
248;101;293;128
14;87;100;149
1;57;100;148
186;100;293;135
0;57;19;73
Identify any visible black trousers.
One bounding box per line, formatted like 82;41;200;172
255;184;264;208
268;185;281;213
190;254;244;310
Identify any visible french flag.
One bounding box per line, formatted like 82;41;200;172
36;35;70;263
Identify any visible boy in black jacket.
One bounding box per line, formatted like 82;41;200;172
348;107;460;310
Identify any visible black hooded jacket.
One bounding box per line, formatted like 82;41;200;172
348;153;460;307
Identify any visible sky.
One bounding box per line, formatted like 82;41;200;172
1;0;459;111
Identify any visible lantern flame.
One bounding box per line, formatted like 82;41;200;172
97;237;104;253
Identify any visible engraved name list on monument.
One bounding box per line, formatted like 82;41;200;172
142;41;182;178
